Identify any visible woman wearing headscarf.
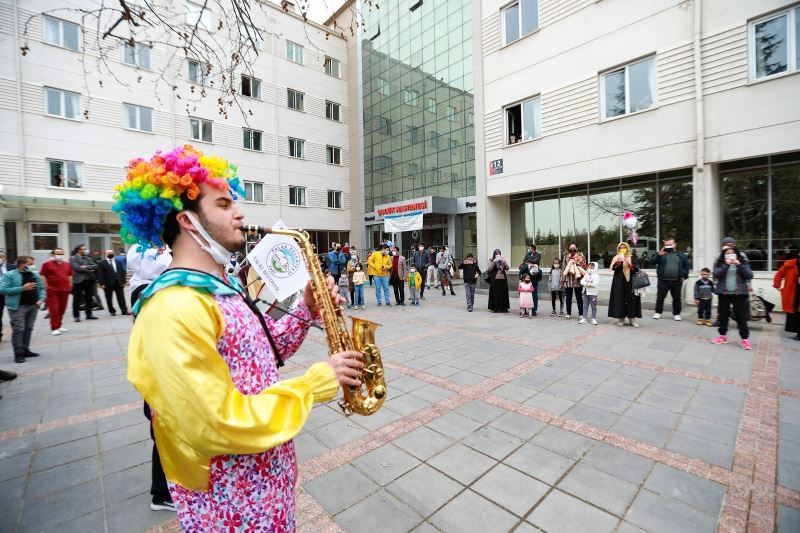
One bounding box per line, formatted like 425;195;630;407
713;243;754;349
608;242;642;327
773;246;799;341
487;249;510;313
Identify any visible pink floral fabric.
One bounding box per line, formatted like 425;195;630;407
169;295;314;532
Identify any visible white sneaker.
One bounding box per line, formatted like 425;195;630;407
673;315;682;321
632;319;640;328
652;313;661;319
150;500;177;512
51;329;62;336
564;315;571;320
578;318;587;324
591;319;597;325
59;327;69;332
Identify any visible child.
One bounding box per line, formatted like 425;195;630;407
338;272;351;309
406;266;423;306
352;263;366;309
694;267;715;326
548;259;564;317
580;262;600;325
518;273;534;318
457;253;482;312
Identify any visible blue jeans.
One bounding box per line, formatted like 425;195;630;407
354;284;365;306
374;275;391;304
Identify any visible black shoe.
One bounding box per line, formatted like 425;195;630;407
532;311;537;316
74;317;81;322
25;351;40;358
0;369;17;381
122;311;131;316
794;334;800;341
14;356;25;364
109;312;117;316
450;291;456;296
93;306;104;311
87;316;99;320
442;291;446;296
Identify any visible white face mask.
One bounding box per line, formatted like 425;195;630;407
184;211;235;266
725;253;737;261
55;254;65;261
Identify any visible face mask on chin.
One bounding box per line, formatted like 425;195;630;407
184;211;236;266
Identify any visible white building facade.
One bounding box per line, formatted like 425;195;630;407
0;0;352;264
474;0;800;300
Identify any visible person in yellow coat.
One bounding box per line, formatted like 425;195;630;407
115;145;363;531
368;244;392;306
406;266;423;306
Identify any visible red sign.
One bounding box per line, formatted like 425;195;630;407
377;200;428;217
489;159;503;175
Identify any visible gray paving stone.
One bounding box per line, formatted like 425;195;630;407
103;463;151;505
780;420;800;445
385;393;431;416
96;408;143;433
100;439;151;475
454;400;508;424
0;433;35;461
428;443;496;485
386;463;464;517
294;432;329;465
643;464;726;515
558;463;639;517
104;492;173;533
666;430;734;468
335;489;424;533
565;403;619;428
581;442;654;485
47;509;106;533
30;435;97;472
409;384;456;403
625;489;718;533
0;475;26;526
779;504;800;533
430;489;518;532
352;443;421;486
426;411;484;440
410;521;440;532
393;426;456;461
312;418;369;449
0;452;31;482
494;382;536;402
676;414;739;446
504;442;575;485
524;392;575;415
99;422;150;453
472;463;549;517
304;464;380;515
611;415;674;448
528;489;618;533
26;456;100;500
461;425;525;461
489;411;546;440
616;520;648;533
778;455;800;492
532;426;595;461
19;479;103;532
578;391;632;415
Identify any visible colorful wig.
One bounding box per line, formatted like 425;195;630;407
112;145;244;248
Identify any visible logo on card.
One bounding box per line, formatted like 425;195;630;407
266;243;302;278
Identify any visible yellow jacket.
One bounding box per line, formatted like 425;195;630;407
368;251;391;277
406;271;423;288
127;286;338;491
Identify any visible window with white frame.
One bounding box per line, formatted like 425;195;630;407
327;190;342;209
123;42;151;69
239;75;260;99
429;131;440;148
503;0;539;46
378;116;392;135
289;186;306;206
427;97;437;114
326;101;341;121
186;1;211;27
324;56;340;77
45;88;80;119
124;104;153;132
749;6;800;80
243;128;262;151
43;15;80;51
505;96;540;144
48;159;83;189
287;88;304;111
288;138;305;159
239;26;262;50
377;77;390;95
286;41;304;64
406;126;422;144
326;146;342;165
243;181;264;203
403;88;419;106
189;117;213;142
601;56;656;120
447;105;457;121
188;59;209;85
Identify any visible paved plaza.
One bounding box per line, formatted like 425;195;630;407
1;285;799;532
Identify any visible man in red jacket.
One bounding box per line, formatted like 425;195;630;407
39;247;73;336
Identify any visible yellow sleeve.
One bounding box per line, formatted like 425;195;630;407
128;287;338;488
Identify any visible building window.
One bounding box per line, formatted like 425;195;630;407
243;128;262;151
45;88;80;119
466;144;476;159
243;181;263;203
43;15;80;51
289;186;306;206
288;137;305;159
427;98;437;114
429;131;440;148
186;1;211;27
503;0;539;46
326;146;342;165
124;104;153;132
376;155;392;174
241;75;261;98
407;126;422;144
403;88;419;106
188;59;209;85
286;41;304;64
601;56;656;120
749;6;800;80
505;96;540;144
327;190;343;209
287;89;304;111
377;77;390;95
447;106;457;121
326;101;341;121
123;42;151;69
466;111;474;125
449;139;460;152
378;116;392;135
240;26;262;50
189;117;213;142
324;56;341;77
48;159;83;189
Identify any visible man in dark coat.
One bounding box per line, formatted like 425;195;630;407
652;238;690;321
97;249;129;316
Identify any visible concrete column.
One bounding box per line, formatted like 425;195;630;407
59;221;70;251
0;206;6;251
447;214;456;253
16;215;27;255
481;195;511;264
694;163;720;272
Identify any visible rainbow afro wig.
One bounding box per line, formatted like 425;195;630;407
112;145;244;248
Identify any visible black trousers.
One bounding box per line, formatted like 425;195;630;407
72;279;96;318
103;283;128;314
655;279;683;315
565;286;584;316
0;293;5;339
717;294;749;340
391;276;405;304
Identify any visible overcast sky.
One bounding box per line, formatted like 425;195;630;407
301;0;347;23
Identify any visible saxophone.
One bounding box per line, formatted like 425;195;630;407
241;225;386;416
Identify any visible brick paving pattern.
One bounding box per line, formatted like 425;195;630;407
1;287;798;532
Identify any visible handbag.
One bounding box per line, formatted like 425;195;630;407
632;270;651;289
481;269;492;283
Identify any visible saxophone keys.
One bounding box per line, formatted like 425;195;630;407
372;385;386;399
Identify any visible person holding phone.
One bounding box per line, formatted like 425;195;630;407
0;256;45;363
